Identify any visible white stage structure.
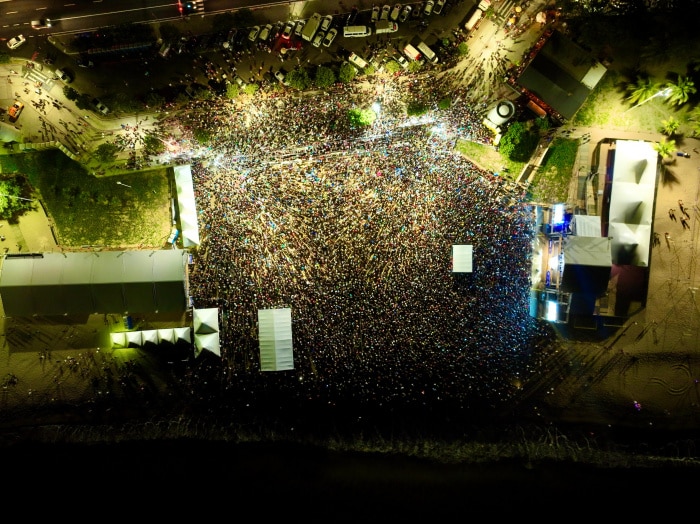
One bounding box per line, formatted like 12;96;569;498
452;245;473;273
258;308;294;371
173;165;201;248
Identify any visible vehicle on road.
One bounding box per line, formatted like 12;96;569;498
434;0;446;14
7;35;26;50
321;14;334;32
344;25;372;37
55;68;73;83
390;4;402;21
8;101;24;122
259;23;273;41
301;12;322;42
312;30;325;48
322;28;338;47
92;98;110;115
281;22;294;40
348;52;368;69
294;20;305;37
346;7;359;26
380;4;391;20
31;18;52;29
275;70;289;85
423;0;435;16
394;53;409;70
371;5;381;22
178;0;203;15
248;26;261;41
398;5;412;22
375;20;398;34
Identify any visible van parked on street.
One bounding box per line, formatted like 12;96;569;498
343;25;372;37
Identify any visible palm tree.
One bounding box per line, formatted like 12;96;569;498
689;106;700;137
665;75;697;107
625;76;661;106
653;138;676;163
660;116;681;136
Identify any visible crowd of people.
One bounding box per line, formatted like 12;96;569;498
166;70;558;431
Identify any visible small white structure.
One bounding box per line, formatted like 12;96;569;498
452;245;473;273
110;332;127;349
193;308;220;357
141;329;159;347
258;308;294;371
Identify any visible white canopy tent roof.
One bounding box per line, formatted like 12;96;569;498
174;327;192;344
157;328;175;344
141;329;158;346
110;332;127;349
193;308;219;334
173;165;200;247
194;332;221;358
258;308;294;371
452;245;473;273
126;331;142;348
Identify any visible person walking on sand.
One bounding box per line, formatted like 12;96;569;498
669;208;677;221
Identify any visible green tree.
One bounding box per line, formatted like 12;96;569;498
689;106;700;137
659;116;680;136
63;86;79;101
652;137;676;162
212;12;235;32
499;121;538;161
665;75;696;107
314;65;336;89
408;61;422;73
407;102;428;117
193;128;212;144
384;60;402;74
142;135;166;155
338;63;357;83
243;83;259;96
438;98;451;110
0;52;10;64
457;42;469;56
226;83;240;99
0;178;33;220
194;86;213;101
348;108;376;128
159;23;182;41
145;92;166;110
94;143;119;163
286;67;311;90
625;76;661;106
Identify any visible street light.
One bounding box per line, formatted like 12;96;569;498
116;181;132;188
625;87;672;112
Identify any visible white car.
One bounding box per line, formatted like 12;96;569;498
55;68;73;83
248;25;261;41
31;18;52;29
434;0;446;14
321;14;333;32
312;30;325;48
274;70;288;85
7;34;26;50
294;20;305;36
281;22;294;40
322;28;337;47
394;53;409;70
423;0;435;16
371;5;380;22
390;4;402;21
380;4;391;20
258;23;273;41
92;98;110;115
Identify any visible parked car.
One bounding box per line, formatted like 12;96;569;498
380;4;391;20
31;18;52;29
281;22;294;40
294;20;305;37
423;0;435;16
7;34;26;50
390;4;402;21
54;68;73;83
248;25;261;41
346;7;359;26
92;98;110;115
434;0;446;14
259;23;273;41
321;14;333;32
274;70;288;85
8;101;24;122
312;30;325;48
398;5;412;22
394;53;409;70
322;28;338;47
371;5;381;22
234;75;246;88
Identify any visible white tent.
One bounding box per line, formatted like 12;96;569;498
157;328;175;344
173;165;200;247
126;331;142;348
193;308;219;334
110;332;127;349
258;308;294;371
174;326;192;344
194;332;221;358
452;245;473;273
141;329;159;346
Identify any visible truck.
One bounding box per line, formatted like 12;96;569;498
375;20;398;34
301;12;322;42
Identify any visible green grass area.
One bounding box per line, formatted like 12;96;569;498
454;139;525;179
528;138;579;203
0;151;171;248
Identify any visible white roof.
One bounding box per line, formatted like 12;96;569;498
258;308;294;371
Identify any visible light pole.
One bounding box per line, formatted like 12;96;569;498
116;181;131;188
625;87;672;112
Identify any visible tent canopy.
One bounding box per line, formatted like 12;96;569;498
452;245;473;273
173;165;200;247
258;308;294;371
193;308;219;334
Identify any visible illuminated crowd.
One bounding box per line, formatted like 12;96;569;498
170;73;557;428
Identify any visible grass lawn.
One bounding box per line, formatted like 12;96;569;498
0;151;171;248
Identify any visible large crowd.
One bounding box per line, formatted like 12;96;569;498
164;70;557;431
